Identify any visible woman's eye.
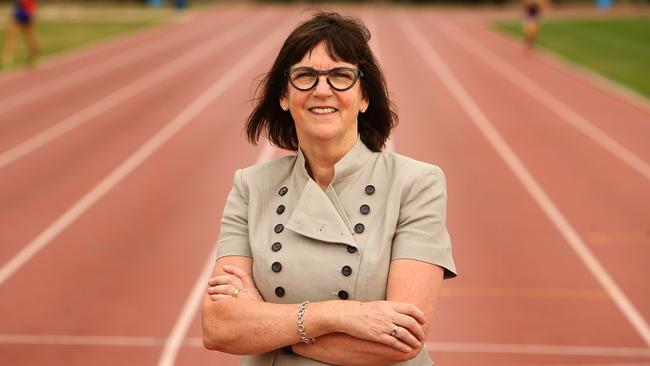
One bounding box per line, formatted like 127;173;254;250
295;72;315;79
334;72;353;79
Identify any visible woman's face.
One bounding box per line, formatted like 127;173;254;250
280;42;369;146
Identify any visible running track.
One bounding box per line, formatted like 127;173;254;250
1;4;649;365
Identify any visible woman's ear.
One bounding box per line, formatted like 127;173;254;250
360;97;369;113
280;94;289;111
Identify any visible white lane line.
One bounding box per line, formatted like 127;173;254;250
0;15;281;288
0;14;271;170
425;342;650;358
396;14;650;348
156;142;277;366
3;334;650;358
364;9;395;153
534;37;650;117
434;18;650;182
0;334;163;347
155;24;290;366
0;11;238;116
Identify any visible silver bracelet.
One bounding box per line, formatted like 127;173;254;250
296;301;315;344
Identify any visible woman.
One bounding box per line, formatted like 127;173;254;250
1;0;39;68
202;12;457;365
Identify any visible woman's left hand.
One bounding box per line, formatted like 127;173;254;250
206;265;263;301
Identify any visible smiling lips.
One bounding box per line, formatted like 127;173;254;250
309;107;338;114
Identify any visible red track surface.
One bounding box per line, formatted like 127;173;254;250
1;4;649;365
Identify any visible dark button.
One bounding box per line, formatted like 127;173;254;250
272;262;282;272
271;242;282;252
347;245;357;254
274;224;284;233
275;286;285;297
279;186;288;196
365;185;375;195
338;290;349;300
360;204;370;215
354;223;365;234
341;265;352;276
276;205;285;215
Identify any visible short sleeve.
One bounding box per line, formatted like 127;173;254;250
391;166;457;279
216;169;253;259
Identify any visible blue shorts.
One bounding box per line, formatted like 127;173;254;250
14;9;32;25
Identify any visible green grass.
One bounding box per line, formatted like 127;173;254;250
0;4;183;71
494;17;650;100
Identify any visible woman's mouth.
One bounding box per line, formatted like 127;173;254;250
309;107;338;114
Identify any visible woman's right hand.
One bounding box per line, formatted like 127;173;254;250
334;300;426;353
206;265;263;302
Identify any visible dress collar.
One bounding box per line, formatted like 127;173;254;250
294;137;374;188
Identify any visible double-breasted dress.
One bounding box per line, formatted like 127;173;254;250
217;138;457;366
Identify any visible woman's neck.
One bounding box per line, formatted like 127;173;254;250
300;134;357;190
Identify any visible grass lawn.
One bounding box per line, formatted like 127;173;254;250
0;3;191;71
494;16;650;100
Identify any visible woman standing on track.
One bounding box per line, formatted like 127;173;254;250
1;0;39;69
202;12;457;365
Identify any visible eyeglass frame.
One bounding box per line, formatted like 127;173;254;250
285;67;364;92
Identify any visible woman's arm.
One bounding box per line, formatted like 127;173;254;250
201;256;427;355
292;259;444;365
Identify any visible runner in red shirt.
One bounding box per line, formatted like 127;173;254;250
1;0;40;69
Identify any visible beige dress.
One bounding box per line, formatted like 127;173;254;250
217;138;457;365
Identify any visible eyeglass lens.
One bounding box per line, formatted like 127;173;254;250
289;68;360;91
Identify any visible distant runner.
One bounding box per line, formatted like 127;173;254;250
1;0;40;69
523;0;545;48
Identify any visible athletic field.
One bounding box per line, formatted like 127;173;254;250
0;4;649;365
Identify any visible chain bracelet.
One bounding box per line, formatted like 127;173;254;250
296;301;315;344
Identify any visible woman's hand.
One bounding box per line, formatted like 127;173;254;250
206;265;262;301
334;301;426;353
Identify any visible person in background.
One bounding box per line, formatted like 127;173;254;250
1;0;39;69
523;0;546;49
201;11;457;366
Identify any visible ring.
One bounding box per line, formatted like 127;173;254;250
390;325;400;337
232;287;240;298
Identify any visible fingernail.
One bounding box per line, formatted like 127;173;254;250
211;295;218;300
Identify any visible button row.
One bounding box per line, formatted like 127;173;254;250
274;286;349;300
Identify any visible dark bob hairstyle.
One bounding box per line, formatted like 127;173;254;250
245;11;398;152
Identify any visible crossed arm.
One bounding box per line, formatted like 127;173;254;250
201;256;444;365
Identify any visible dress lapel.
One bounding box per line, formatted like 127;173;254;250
285;179;356;246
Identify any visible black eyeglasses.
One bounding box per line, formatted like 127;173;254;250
286;67;363;92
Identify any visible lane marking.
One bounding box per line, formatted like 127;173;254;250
3;334;650;358
425;341;650;358
157;144;278;366
585;231;650;246
434;18;650;182
532;34;650;117
0;10;241;116
155;22;291;366
441;286;608;300
0;14;272;170
396;14;650;348
0;334;163;347
0;15;279;288
509;363;650;366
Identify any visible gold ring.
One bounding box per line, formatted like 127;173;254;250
390;325;399;337
232;287;240;298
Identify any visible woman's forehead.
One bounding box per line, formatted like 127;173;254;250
292;42;356;69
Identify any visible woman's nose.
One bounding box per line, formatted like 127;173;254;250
312;75;333;96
